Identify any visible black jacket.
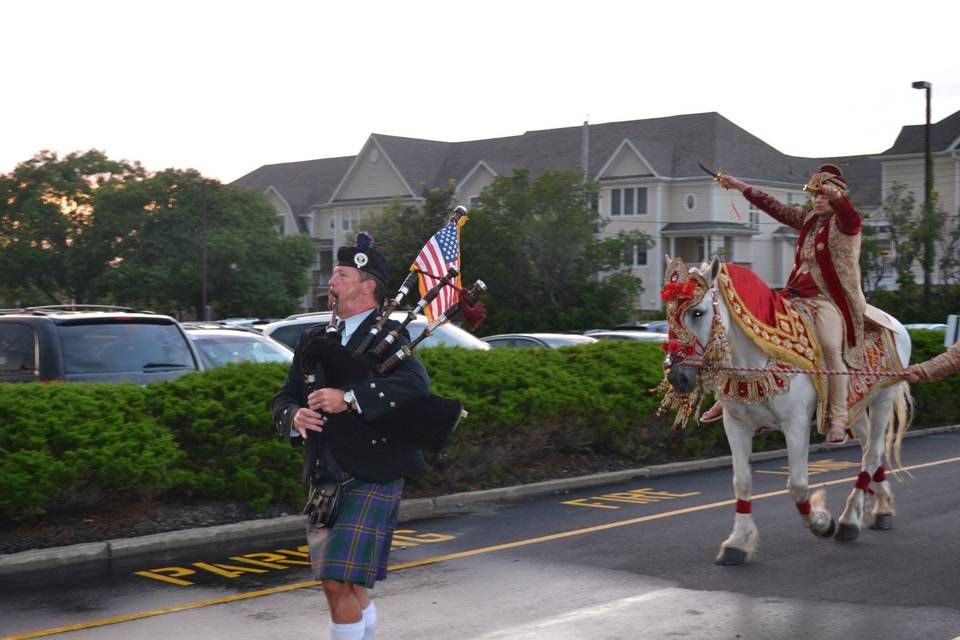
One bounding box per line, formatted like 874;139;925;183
269;311;430;483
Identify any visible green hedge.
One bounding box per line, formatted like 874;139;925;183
1;336;957;522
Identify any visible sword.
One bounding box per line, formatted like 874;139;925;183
699;162;743;220
697;162;720;179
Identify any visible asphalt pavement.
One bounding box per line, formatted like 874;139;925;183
4;427;960;640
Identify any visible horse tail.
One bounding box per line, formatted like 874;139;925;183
884;380;914;475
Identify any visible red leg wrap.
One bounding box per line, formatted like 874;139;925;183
872;466;886;483
735;499;752;514
796;500;812;515
855;470;873;493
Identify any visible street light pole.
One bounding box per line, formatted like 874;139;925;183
201;180;209;321
912;80;933;303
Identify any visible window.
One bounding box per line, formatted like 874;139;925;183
749;210;759;229
469;195;481;207
609;187;648;216
277;215;286;236
0;324;35;374
635;244;647;266
786;193;794;205
685;194;696;210
341;217;350;231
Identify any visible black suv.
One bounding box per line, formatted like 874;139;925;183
0;305;204;384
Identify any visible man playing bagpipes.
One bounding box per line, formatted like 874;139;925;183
270;208;484;640
270;235;429;640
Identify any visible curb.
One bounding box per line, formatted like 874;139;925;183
3;423;958;575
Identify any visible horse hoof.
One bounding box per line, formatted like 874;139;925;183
715;547;748;566
870;514;893;530
815;518;836;538
834;522;860;542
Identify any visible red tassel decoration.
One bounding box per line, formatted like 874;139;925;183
458;289;487;331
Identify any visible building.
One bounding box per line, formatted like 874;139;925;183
232;109;960;311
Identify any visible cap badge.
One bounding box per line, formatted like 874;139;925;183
354;252;369;268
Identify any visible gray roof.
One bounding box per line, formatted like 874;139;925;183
233;109;946;215
660;222;760;236
372;112;822;188
881;109;960;156
231;156;355;214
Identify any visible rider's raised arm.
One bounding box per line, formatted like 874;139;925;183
743;187;806;230
830;195;862;235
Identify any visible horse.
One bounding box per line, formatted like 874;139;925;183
660;256;913;565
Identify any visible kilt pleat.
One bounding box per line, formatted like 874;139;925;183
314;475;403;588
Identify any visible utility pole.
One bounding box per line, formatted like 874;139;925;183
201;180;209;321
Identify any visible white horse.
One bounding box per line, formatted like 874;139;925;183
662;257;913;565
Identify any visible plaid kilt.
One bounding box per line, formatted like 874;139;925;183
313;473;404;588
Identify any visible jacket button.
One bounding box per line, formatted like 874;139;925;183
816;242;825;251
371;439;377;445
389;401;396;408
370;382;376;389
378;392;385;398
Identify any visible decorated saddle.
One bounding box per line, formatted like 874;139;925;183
716;263;903;432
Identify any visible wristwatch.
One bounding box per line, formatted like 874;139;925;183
342;389;356;412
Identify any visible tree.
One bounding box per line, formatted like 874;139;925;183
0;150;145;303
879;182;920;294
0;151;314;317
464;170;648;334
365;171;649;335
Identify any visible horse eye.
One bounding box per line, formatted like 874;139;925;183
692;309;704;319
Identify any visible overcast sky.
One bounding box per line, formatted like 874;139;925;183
3;0;959;183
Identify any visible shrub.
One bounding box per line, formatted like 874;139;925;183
2;335;958;522
0;384;180;520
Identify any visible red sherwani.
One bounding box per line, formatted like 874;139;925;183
744;188;866;369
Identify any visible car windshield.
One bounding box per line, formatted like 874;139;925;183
57;322;196;374
191;334;292;367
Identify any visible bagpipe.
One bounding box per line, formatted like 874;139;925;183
300;206;487;454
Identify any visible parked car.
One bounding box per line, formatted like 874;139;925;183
480;333;599;349
903;323;948;331
0;305;203;383
614;320;669;333
216;317;281;332
584;330;669;343
182;322;293;368
262;311;490;351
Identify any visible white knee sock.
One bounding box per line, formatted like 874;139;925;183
361;602;377;640
330;619;364;640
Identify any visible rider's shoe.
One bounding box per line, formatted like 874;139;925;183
825;423;849;445
699;401;724;423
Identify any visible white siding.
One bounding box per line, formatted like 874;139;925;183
337;149;410;200
604;146;651;178
458;165;496;203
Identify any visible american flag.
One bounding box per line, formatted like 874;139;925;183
411;215;466;323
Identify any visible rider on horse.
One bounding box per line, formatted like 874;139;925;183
700;164;865;446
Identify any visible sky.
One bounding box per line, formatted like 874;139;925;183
3;0;959;184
